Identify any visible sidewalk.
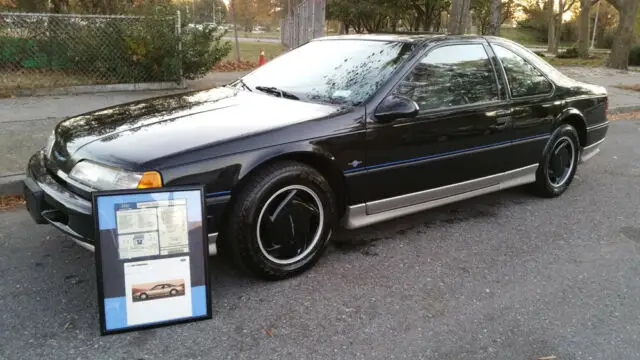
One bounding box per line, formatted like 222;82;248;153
2;67;640;195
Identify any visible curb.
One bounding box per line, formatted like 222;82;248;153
12;82;187;98
2;105;640;197
0;174;25;196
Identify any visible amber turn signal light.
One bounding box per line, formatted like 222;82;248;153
137;171;163;189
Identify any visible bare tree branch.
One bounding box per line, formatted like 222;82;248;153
562;0;577;12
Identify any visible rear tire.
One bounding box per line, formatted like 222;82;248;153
224;161;337;280
533;124;581;198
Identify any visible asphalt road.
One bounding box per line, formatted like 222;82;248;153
2;119;640;360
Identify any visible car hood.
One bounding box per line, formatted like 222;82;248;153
51;87;343;170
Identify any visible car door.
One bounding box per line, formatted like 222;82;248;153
489;42;563;168
363;41;515;214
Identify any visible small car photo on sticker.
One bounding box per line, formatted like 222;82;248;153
131;279;186;302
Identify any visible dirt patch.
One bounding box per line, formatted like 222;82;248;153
213;60;258;72
609;110;640;121
614;84;640;92
0;195;25;211
0;69;105;95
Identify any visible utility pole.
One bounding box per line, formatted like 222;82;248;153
231;0;240;61
213;0;216;24
590;0;600;49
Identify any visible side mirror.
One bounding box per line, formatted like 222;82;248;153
374;95;419;123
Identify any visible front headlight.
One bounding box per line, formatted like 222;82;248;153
69;161;162;190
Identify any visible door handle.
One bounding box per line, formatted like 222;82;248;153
485;109;513;118
495;109;513;116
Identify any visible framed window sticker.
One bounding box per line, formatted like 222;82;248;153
92;185;212;335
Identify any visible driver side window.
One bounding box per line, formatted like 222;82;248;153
393;44;499;111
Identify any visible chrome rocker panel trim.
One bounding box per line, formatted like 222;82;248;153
580;139;604;164
342;164;539;230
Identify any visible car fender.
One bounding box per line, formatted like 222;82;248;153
236;141;340;182
553;107;586;129
543;107;586;155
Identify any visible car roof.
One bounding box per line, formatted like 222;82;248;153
314;33;487;44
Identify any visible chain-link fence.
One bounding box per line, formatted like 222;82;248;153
0;12;182;95
280;0;325;49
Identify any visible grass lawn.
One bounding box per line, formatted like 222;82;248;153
499;27;574;48
545;56;606;67
239;31;281;39
223;41;287;62
500;27;542;45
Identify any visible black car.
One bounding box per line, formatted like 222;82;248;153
23;34;609;279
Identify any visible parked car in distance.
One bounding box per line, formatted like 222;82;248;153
23;34;608;280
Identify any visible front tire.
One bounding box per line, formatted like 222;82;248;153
224;161;337;280
533;124;581;197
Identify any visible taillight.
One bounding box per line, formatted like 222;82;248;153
605;97;608;116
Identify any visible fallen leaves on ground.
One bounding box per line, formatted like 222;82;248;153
0;195;25;210
609;110;640;121
213;60;258;72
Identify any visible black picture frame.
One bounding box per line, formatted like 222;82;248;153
92;185;212;336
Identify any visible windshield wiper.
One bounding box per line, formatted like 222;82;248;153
255;86;300;100
230;79;252;92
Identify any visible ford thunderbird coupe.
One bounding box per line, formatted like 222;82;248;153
23;34;609;279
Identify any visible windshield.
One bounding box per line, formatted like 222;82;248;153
240;40;415;106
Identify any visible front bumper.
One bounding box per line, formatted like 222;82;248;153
23;150;220;254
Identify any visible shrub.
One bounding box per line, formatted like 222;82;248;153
629;45;640;66
0;6;230;84
534;51;546;58
131;1;231;81
600;31;615;49
556;47;579;59
181;25;231;80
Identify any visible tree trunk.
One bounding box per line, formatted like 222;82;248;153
546;0;556;53
488;0;501;35
434;13;442;32
577;0;591;58
462;0;472;33
607;0;640;69
554;0;564;52
448;0;471;34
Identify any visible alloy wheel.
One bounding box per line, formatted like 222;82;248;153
547;136;576;187
256;185;324;265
